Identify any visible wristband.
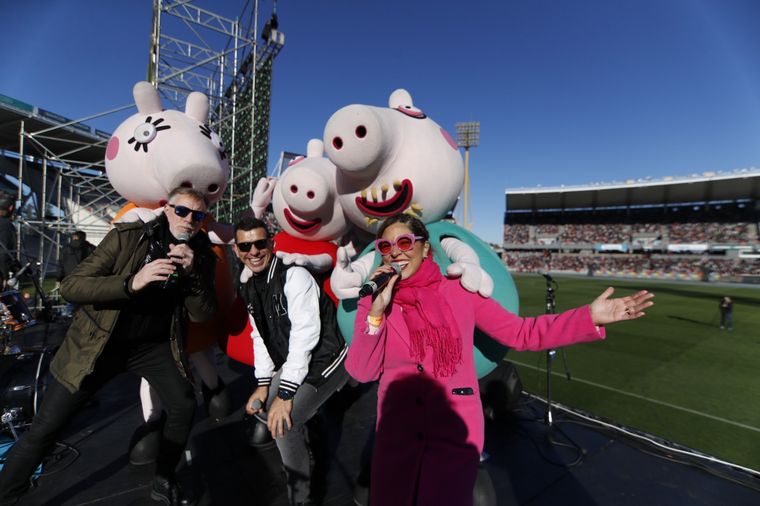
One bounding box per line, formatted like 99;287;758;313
367;314;383;327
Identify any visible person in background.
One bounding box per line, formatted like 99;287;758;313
0;187;217;506
719;296;733;331
234;216;349;506
0;191;17;290
56;231;96;286
346;214;655;506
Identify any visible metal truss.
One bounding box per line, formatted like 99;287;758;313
150;0;285;224
9;105;132;291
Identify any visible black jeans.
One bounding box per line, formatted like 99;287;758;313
0;339;196;504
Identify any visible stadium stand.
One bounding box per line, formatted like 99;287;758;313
503;170;760;283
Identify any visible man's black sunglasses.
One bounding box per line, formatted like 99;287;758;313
169;204;207;222
236;239;269;252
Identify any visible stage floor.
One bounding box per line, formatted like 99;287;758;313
3;321;759;506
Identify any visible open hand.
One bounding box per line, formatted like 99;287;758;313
267;397;293;438
589;287;654;325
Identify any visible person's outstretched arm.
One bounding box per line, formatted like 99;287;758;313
474;287;653;350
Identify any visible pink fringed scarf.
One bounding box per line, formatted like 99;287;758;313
393;256;462;377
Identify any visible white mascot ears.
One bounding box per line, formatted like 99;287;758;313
132;81;209;123
306;139;324;158
388;88;413;109
132;81;162;114
185;92;209;123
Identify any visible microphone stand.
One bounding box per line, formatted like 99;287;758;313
541;274;584;465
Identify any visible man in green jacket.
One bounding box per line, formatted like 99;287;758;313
0;187;217;506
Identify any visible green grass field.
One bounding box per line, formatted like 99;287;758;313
507;273;760;471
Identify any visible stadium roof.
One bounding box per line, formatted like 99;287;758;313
505;170;760;211
0;93;109;167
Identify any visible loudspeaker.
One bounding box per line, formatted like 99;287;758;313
479;361;523;421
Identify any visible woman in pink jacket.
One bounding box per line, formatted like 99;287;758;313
345;214;654;506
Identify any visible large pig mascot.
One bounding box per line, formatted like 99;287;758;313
105;81;242;464
326;89;519;379
246;139;351;304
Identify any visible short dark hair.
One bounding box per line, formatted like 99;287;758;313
376;214;429;243
234;216;270;237
71;231;86;241
167;187;209;208
0;191;14;214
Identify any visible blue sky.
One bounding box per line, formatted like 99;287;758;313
2;0;760;243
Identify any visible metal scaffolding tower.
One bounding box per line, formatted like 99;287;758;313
149;0;285;223
2;0;284;301
1;102;133;289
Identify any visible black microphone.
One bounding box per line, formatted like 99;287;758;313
359;263;402;298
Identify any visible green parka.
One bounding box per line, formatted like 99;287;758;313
52;219;217;393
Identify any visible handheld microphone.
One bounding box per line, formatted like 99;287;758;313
163;235;189;289
359;263;402;298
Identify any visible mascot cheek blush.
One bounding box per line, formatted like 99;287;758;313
325;89;518;378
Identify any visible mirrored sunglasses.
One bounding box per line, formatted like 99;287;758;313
169;204;207;222
236;238;269;252
374;234;424;256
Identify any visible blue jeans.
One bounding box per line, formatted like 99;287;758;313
721;312;733;329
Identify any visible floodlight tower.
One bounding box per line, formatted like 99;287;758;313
456;121;480;229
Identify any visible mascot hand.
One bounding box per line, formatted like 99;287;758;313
251;177;277;219
116;207;162;223
342;241;358;259
275;251;333;273
330;247;376;300
240;265;254;284
446;261;494;297
442;235;493;297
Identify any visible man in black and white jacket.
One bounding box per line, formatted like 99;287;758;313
233;217;348;506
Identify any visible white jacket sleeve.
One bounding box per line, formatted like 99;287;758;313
250;314;275;386
279;267;321;394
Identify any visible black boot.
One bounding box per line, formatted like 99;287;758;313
128;414;165;465
150;476;195;506
201;377;230;422
244;413;275;449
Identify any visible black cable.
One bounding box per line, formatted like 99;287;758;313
524;396;760;493
561;417;760;493
38;441;80;477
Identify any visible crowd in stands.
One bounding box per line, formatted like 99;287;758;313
503;222;756;246
535;224;559;235
667;222;752;244
503;252;760;281
632;223;660;234
560;224;629;244
503;224;529;244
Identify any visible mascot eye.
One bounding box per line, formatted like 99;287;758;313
128;116;171;152
200;124;228;161
394;105;427;119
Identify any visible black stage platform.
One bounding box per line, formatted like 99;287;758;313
2;321;759;506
